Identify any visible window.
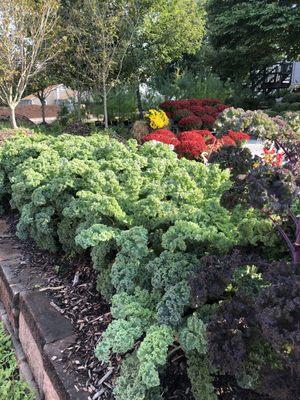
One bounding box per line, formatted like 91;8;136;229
19;99;32;106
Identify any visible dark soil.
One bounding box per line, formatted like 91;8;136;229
4;211;271;400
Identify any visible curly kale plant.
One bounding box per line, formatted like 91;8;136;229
209;145;255;178
0;132;285;399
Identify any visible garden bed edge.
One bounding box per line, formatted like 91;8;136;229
0;218;90;400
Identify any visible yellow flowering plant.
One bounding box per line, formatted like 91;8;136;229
146;109;169;130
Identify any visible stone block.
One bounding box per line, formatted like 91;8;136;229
19;291;74;348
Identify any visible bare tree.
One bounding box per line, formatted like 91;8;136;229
69;0;140;128
0;0;59;128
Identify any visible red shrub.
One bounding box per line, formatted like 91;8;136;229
173;108;194;121
178;130;204;141
170;100;191;110
189;105;206;116
141;125;247;162
178;115;203;130
189;98;204;106
202;106;218;116
178;130;215;144
200;114;216;128
197;130;216;143
220;135;236;146
159;101;176;113
215;104;228;113
159;97;227;133
142;129;180;146
201;98;222;106
176;136;208;159
228;130;250;144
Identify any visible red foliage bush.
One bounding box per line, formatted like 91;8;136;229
142;126;250;162
201;98;222;106
160;97;228;130
201;114;216;128
173;108;193;121
178;115;203;130
198;130;216;143
176;136;207;159
228;130;251;144
159;101;176;113
178;130;215;144
215;104;228;113
219;135;236;146
142;129;180;146
189;105;204;115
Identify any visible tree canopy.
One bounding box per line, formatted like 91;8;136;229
207;0;300;82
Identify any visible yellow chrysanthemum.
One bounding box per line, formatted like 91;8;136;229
145;109;169;130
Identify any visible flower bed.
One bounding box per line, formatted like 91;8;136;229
160;98;228;130
142;128;250;160
0;131;299;400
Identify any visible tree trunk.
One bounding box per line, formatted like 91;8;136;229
136;84;143;119
103;79;108;129
77;88;82;122
41;99;46;124
10;105;18;129
36;91;47;124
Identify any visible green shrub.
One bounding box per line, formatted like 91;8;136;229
282;92;300;104
272;103;288;112
0;323;34;400
0;132;283;399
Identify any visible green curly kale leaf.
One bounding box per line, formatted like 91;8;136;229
187;352;217;400
137;325;174;389
179;313;207;354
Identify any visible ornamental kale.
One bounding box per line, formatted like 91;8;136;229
209;145;255;178
0;132;288;399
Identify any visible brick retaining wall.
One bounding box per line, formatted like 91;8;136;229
0;218;89;400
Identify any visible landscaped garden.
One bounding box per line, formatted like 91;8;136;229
0;99;299;399
0;1;299;400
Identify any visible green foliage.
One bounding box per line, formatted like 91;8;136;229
88;83;138;123
113;351;163;400
207;0;300;82
0;132;280;399
232;206;278;248
214;107;279;140
123;0;207;87
237;338;283;390
282;92;300;104
284;112;300;136
0;323;34;400
151;70;231;102
272;102;300;113
229;265;268;297
179;312;207;354
187;352;217;400
137;325;174;388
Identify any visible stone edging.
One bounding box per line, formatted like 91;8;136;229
0;219;89;400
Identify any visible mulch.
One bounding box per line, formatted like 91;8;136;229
4;211;271;400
